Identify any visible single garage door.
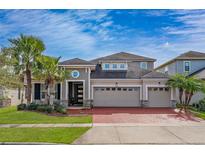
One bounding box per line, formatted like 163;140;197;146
93;87;140;107
148;87;171;107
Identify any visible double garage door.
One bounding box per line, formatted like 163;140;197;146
93;87;140;107
93;86;171;107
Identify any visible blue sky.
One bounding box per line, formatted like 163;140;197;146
0;9;205;66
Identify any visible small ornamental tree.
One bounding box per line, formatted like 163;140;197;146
167;74;205;111
34;55;69;105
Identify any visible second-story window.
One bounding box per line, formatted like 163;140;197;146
184;61;191;73
140;62;148;69
112;64;117;69
104;63;110;70
120;64;125;69
165;66;168;74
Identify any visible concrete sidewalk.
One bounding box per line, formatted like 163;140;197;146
0;123;92;128
73;126;205;144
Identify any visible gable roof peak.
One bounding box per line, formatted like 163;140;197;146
155;50;205;70
90;51;156;63
59;58;94;66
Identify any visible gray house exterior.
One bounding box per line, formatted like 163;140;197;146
155;51;205;103
31;52;176;108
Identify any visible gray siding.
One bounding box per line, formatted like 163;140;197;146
176;60;205;74
61;68;90;101
130;61;154;70
158;59;205;75
168;62;176;75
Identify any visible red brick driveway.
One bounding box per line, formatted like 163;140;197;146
91;108;202;124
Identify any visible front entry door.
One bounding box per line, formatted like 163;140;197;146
68;82;83;106
74;83;83;104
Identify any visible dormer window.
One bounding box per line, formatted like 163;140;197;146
184;61;191;73
140;62;148;69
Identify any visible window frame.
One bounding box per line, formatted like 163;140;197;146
140;62;148;69
103;63;110;70
183;61;191;73
112;63;117;69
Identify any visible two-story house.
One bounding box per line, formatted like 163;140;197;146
155;51;205;103
32;52;176;108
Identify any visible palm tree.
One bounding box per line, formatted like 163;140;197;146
3;34;45;103
166;74;186;106
184;77;204;110
34;55;68;105
167;74;205;111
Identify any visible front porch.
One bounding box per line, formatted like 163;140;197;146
32;80;91;108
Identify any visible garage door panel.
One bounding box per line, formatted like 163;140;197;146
94;87;140;107
148;87;171;107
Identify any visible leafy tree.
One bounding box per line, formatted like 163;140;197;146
167;74;205;111
34;55;68;105
0;51;22;89
3;34;45;103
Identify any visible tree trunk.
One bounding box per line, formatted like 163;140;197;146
49;83;55;105
179;88;184;110
47;84;50;105
26;69;32;104
21;86;24;104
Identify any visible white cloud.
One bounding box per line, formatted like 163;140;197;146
1;10;205;66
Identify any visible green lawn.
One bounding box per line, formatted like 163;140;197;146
0;106;92;124
189;107;205;120
0;127;89;144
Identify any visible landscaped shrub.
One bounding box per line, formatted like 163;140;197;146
176;102;182;108
196;103;199;109
36;104;53;113
27;102;39;110
45;105;54;113
198;98;205;112
54;104;67;114
17;104;27;111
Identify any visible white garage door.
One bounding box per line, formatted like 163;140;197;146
93;87;140;107
148;87;171;107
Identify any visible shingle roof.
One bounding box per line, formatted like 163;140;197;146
189;67;205;77
90;52;156;63
91;64;168;79
141;71;169;78
155;51;205;70
59;58;95;66
176;51;205;59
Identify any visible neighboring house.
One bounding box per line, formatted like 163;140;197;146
32;52;176;108
155;51;205;103
0;87;21;105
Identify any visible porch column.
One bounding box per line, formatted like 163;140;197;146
88;67;91;99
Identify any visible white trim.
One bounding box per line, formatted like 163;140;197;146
141;78;168;81
91;84;142;100
66;80;85;101
32;81;45;83
91;79;141;81
183;61;191;73
59;65;95;67
91;78;168;81
102;62;128;70
140;62;148;69
88;68;91;99
145;85;171;100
